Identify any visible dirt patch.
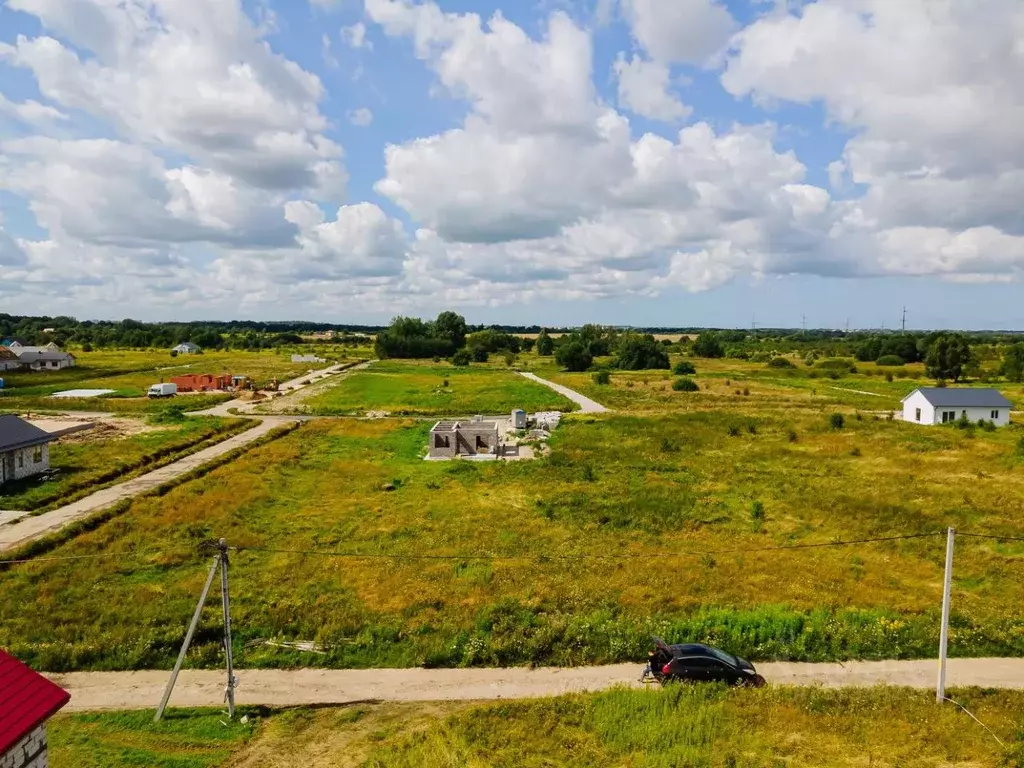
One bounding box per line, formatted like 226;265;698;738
60;417;166;443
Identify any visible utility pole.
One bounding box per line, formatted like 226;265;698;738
902;306;907;333
219;538;237;718
155;539;238;722
937;527;955;704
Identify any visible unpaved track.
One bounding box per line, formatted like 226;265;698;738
518;371;609;413
48;658;1024;712
0;417;297;552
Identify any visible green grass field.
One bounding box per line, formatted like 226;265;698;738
3;406;1024;671
45;688;1024;767
298;360;575;415
0;416;247;511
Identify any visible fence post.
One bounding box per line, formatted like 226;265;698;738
937;526;955;703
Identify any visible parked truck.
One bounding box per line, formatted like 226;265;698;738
147;382;178;398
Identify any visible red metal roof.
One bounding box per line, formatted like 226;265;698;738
0;650;71;755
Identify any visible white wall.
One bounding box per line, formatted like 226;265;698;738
0;444;50;484
902;391;936;424
903;391;1010;426
0;724;48;768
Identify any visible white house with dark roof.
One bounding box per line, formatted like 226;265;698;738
172;342;201;355
902;387;1013;426
0;415;56;485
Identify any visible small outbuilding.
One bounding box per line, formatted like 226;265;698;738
0;650;71;768
172;342;202;355
512;409;527;429
0;415;56;486
902;387;1013;426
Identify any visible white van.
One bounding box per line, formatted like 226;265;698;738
147;382;178;398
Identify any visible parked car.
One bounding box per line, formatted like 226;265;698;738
640;638;765;687
147;382;178;398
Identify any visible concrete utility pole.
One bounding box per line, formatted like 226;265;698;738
937;527;955;704
155;554;220;722
219;538;237;718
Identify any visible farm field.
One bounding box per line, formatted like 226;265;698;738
0;349;355;414
46;687;1024;767
3;409;1024;672
298;359;575;415
0;416;247;511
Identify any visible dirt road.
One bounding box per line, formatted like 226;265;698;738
48;658;1024;712
518;371;609;413
0;417;296;552
192;360;372;417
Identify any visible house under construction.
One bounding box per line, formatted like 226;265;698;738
429;417;500;458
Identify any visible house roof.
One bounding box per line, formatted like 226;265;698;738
905;387;1013;408
15;350;73;362
0;415;56;452
0;650;71;755
174;342;200;350
0;348;18;361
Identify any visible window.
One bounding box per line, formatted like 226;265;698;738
475;435;488;449
33;446;43;463
18;453;23;468
433;434;450;449
915;408;921;422
992;410;1000;420
941;411;956;423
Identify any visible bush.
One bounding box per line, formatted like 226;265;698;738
672;360;696;375
830;413;845;430
876;355;905;366
1016;437;1024;457
555;340;593;372
885;372;894;383
592;370;611;385
692;332;725;358
787;429;798;442
81;342;93;352
672;377;699;392
442;379;449;387
850;446;862;457
727;424;741;437
503;351;516;367
743;387;750;396
767;357;796;369
659;437;679;453
747;423;757;435
817;359;858;374
471;346;489;363
615;335;670;370
956;414;972;430
750;500;765;522
451;349;472;366
981;420;997;432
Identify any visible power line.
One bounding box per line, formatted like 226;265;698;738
0;552;127;566
233;533;945;562
957;532;1024;543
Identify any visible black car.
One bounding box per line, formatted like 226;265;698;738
641;638;765;687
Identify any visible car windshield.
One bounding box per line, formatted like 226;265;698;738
705;646;739;667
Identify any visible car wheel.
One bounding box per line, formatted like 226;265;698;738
749;674;766;688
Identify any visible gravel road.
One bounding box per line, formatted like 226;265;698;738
0;417;296;553
48;658;1024;712
518;371;609;413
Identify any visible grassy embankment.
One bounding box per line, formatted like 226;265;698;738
298;359;575;415
3;408;1024;671
47;687;1024;767
0;349;348;414
0;416;252;512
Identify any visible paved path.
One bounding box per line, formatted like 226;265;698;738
518;371;609;413
48;658;1024;712
0;417;296;553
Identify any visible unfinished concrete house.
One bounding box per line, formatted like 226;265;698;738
429;418;500;459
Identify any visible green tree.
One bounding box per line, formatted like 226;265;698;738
615;335;670;370
536;329;554;356
925;335;972;382
555;340;593;372
451;349;472;366
432;311;467;349
692;332;724;359
1000;343;1024;383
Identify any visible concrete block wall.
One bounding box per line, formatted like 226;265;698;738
1;725;49;768
5;444;50;482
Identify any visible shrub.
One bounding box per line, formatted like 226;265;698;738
787;429;798;442
850;447;862;457
750;500;765;522
81;342;93;352
956;414;972;430
451;349;472;366
592;370;611;385
503;352;516;367
672;377;699;392
767;357;796;369
442;379;449;387
672;360;696;375
830;413;845;430
615;335;670;370
885;372;894;383
433;356;441;363
743;387;750;396
659;437;679;453
1016;436;1024;457
747;423;757;435
625;380;634;388
875;355;905;366
471;346;489;363
855;411;863;421
728;425;741;437
981;420;997;432
817;359;858;374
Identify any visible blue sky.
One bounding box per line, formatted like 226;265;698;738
1;0;1022;329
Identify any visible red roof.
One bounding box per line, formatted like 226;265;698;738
0;650;70;755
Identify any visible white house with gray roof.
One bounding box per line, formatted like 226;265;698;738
0;415;56;485
902;387;1013;426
